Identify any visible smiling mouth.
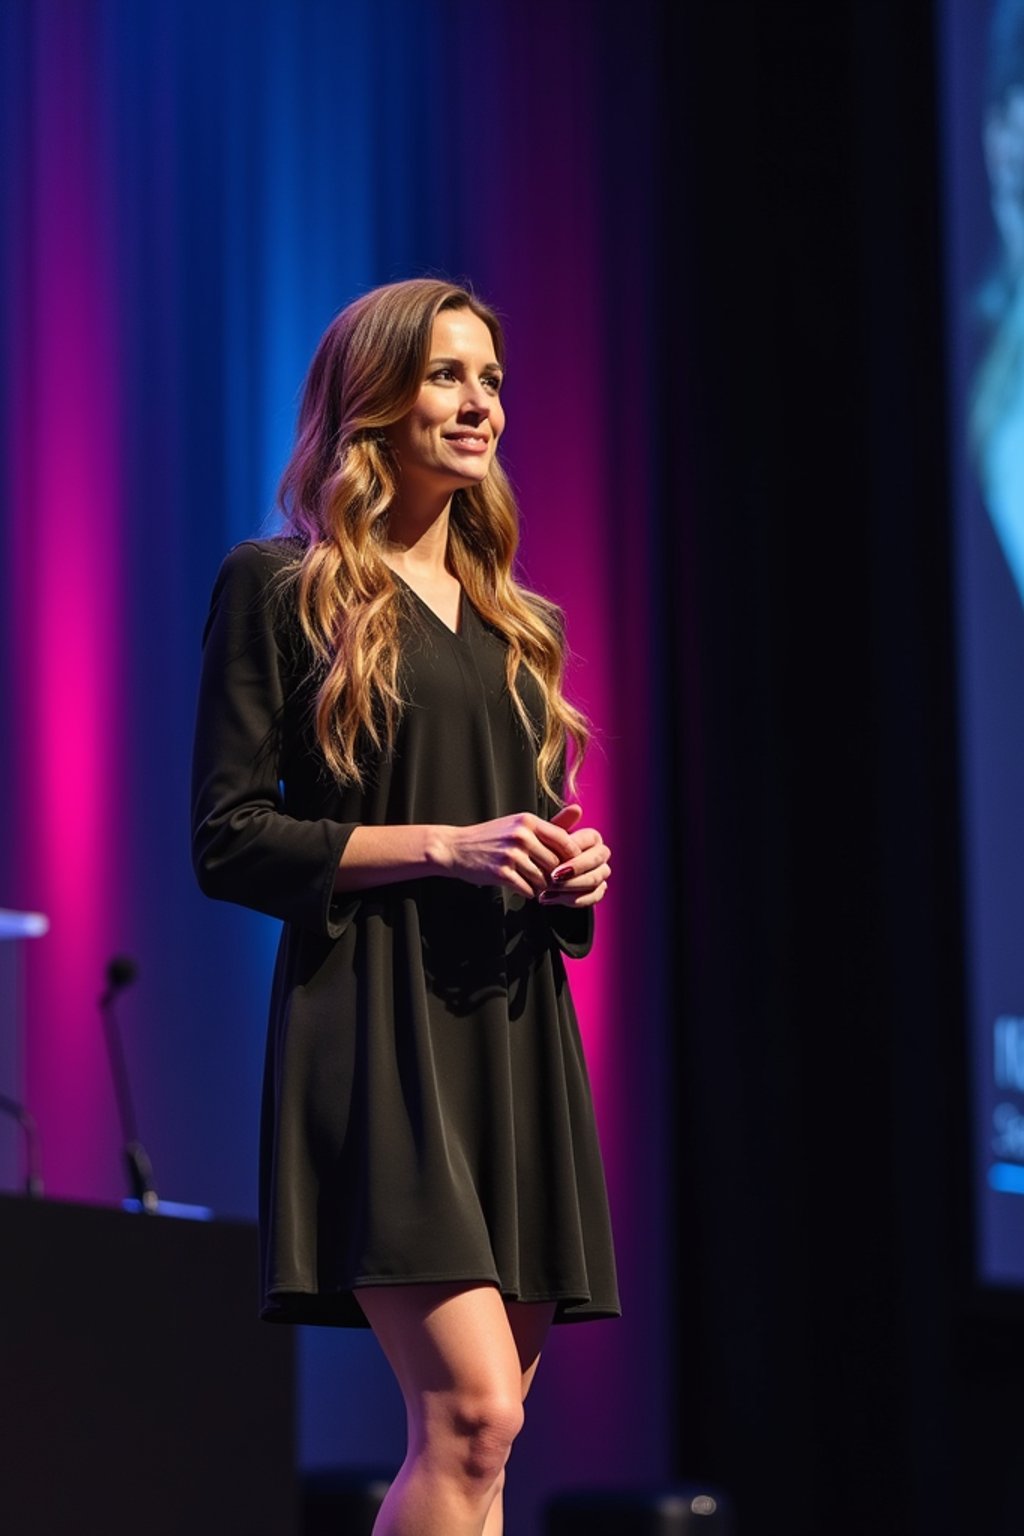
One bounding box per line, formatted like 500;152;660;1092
443;433;490;453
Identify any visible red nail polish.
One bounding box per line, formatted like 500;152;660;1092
552;864;572;882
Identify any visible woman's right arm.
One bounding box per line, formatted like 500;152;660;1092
191;541;361;937
335;814;584;899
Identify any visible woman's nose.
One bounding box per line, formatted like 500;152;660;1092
460;377;492;414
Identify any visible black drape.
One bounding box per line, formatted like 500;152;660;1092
653;3;1017;1531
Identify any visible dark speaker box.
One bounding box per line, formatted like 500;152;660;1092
545;1484;735;1536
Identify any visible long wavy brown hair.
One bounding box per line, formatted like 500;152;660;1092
276;277;589;800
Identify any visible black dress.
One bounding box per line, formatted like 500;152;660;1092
191;539;620;1327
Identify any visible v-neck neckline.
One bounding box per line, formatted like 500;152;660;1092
390;568;466;638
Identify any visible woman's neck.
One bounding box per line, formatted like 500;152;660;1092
382;495;453;579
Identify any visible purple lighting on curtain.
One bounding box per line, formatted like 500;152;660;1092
6;1;125;1196
465;5;618;1120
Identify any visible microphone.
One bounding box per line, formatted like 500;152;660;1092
100;954;138;1007
99;955;158;1213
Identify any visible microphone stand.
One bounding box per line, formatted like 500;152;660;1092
99;959;158;1213
0;1093;43;1197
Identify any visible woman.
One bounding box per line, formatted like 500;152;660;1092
191;278;619;1536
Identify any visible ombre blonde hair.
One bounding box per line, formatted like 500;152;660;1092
276;277;589;799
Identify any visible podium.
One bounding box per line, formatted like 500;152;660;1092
0;908;48;1192
0;1196;296;1535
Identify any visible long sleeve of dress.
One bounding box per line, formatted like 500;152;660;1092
191;541;360;938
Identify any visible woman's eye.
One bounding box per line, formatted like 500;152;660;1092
428;367;502;391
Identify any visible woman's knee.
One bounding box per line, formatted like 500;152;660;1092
427;1387;525;1487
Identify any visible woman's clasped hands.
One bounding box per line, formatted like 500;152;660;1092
444;803;611;908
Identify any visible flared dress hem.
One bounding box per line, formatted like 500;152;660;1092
261;1276;622;1329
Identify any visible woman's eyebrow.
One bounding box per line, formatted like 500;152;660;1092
427;355;502;372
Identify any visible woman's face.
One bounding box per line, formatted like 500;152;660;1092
388;308;505;497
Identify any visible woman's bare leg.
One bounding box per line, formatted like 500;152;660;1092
481;1298;556;1536
358;1283;551;1536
